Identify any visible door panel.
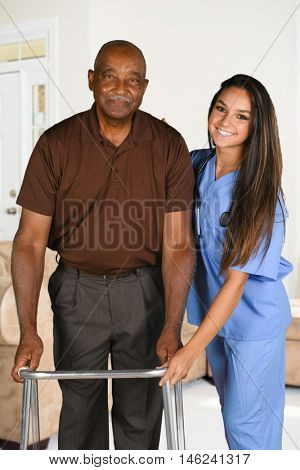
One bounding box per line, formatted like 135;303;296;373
0;72;20;240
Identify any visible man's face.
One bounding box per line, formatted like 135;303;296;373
88;46;148;121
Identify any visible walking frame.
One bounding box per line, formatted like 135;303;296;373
19;368;186;450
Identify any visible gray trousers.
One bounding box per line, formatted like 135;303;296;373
48;262;165;450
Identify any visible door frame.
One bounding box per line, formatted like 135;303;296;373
0;18;59;173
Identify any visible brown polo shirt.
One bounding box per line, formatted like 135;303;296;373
17;103;194;274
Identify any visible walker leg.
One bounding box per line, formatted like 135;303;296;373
162;381;176;450
31;380;40;449
174;381;186;450
20;379;32;450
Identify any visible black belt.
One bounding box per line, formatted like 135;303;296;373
57;257;158;280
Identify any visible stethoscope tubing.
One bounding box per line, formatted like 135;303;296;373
194;152;231;236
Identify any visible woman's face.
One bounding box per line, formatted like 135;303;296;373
208;86;252;151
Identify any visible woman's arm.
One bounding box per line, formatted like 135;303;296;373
159;269;249;386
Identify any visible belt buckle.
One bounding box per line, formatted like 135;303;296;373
103;270;136;280
102;272;122;280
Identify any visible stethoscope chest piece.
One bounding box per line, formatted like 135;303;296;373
219;211;230;228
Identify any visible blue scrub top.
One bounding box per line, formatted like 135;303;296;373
187;149;293;340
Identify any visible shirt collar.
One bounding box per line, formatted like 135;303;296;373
80;102;153;144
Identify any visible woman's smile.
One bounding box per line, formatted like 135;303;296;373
215;127;236;137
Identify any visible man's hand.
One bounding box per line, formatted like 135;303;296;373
156;324;183;365
11;332;44;383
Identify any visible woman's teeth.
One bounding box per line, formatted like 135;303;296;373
217;128;234;137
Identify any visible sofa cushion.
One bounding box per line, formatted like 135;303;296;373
0;282;53;346
0;242;57;345
286;299;300;341
43;248;58;279
0;280;17;345
286;318;300;341
0;242;12;277
286;340;300;386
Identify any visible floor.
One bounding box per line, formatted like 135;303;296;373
47;378;300;450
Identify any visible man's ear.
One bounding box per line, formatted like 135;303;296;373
88;69;94;91
143;79;149;94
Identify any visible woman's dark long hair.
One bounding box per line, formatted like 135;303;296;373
208;74;284;273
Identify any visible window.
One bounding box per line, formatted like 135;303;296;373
32;84;46;147
0;38;46;63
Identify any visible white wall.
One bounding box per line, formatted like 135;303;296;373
295;7;300;298
0;0;299;296
90;0;300;297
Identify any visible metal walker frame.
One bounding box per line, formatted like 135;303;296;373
19;369;186;450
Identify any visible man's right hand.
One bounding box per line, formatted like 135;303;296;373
11;333;44;383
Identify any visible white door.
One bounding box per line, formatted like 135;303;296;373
0;72;20;241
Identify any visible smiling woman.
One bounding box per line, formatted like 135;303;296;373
207;75;283;273
208;87;252;158
160;74;293;451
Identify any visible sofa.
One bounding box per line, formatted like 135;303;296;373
286;299;300;385
0;241;207;448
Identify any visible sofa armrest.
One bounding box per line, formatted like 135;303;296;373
0;278;52;346
0;278;17;345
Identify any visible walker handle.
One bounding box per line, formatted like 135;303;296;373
18;366;30;379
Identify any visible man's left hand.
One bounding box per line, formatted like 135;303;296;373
156;325;182;364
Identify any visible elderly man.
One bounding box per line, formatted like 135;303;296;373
11;40;195;450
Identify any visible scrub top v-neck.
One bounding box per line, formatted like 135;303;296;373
187;151;293;340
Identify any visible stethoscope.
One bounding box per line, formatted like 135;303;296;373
194;152;232;239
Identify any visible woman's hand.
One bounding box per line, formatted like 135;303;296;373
159;344;199;386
